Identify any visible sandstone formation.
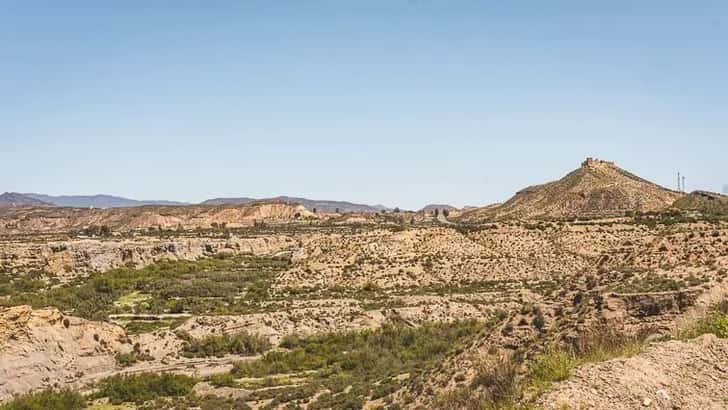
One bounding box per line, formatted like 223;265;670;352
0;306;131;401
0;200;315;234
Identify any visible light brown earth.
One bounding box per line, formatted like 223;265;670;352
0;305;131;401
540;334;728;410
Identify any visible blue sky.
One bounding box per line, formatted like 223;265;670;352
2;1;726;209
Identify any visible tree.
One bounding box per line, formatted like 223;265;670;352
443;209;450;217
434;208;440;217
312;208;317;214
394;207;400;213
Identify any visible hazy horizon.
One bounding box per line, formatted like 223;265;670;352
3;2;726;209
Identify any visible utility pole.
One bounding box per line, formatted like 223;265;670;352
677;172;681;192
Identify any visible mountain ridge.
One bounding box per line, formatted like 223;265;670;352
24;194;188;208
0;192;54;207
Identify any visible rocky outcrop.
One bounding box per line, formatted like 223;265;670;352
0;306;131;401
0;235;295;279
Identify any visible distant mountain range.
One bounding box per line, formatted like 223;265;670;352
202;196;391;213
1;192;392;213
0;192;54;207
24;194;188;208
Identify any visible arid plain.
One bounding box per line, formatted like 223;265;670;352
1;158;728;409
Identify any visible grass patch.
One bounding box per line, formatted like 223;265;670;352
529;325;646;390
0;389;85;410
677;300;728;340
114;291;151;308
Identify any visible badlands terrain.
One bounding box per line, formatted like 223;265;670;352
1;159;728;409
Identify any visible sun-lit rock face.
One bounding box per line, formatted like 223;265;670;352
0;306;131;401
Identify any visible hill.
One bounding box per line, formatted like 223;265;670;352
24;193;188;208
419;204;458;213
460;158;682;221
200;197;256;206
202;196;390;213
0;192;54;207
0;201;316;233
673;191;728;216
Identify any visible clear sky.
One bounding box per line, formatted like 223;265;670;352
2;1;726;209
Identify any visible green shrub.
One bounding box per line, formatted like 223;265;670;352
530;350;574;388
0;389;85;410
470;356;519;404
94;373;197;404
115;351;154;367
530;324;646;390
0;256;289;319
232;321;484;406
678;313;728;340
206;373;237;388
182;332;271;358
139;395;252;410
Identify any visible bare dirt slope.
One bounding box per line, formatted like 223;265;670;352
460;158;682;221
540;334;728;410
0;305;131;401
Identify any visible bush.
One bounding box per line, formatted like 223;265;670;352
679;313;728;340
0;256;289;320
94;373;197;404
182;332;271;358
206;373;237;388
232;321;484;406
139;395;251;410
470;356;519;404
0;390;85;410
530;350;574;387
115;351;154;367
530;324;646;389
